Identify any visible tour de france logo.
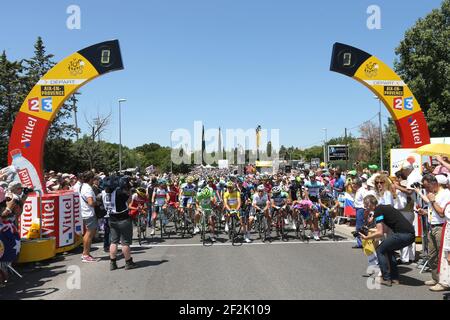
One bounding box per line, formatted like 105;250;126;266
68;58;85;76
365;61;379;78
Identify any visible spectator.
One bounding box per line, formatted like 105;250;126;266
77;171;100;263
418;174;450;292
374;174;394;206
392;175;416;264
71;174;82;191
434;156;450;175
360;195;415;286
353;177;373;249
101;176;138;270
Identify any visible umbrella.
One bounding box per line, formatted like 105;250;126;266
415;144;450;157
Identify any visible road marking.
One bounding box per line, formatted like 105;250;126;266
93;239;353;249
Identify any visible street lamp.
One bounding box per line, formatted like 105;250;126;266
322;128;328;163
374;96;383;171
118;99;126;173
169;130;174;174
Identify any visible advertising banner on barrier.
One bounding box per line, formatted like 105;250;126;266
40;195;59;240
72;192;83;237
58;194;75;247
20;196;39;239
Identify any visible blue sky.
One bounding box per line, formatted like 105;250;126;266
0;0;443;149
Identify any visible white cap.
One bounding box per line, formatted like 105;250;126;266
436;174;449;185
395;160;414;173
361;174;369;181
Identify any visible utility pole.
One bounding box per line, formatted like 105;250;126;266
345;128;349;171
72;93;80;141
378;98;383;171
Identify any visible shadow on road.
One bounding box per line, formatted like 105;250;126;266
0;262;66;300
136;259;169;268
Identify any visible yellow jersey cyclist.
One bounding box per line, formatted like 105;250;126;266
194;187;217;242
223;181;247;240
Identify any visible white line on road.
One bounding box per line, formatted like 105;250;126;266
93;240;353;249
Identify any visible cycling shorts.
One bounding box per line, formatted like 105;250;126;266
181;197;195;207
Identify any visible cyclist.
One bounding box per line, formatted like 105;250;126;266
252;185;271;238
194;187;217;242
129;187;149;222
179;175;197;223
238;177;254;242
223;181;246;241
270;186;290;238
167;180;180;208
292;194;320;241
150;179;170;236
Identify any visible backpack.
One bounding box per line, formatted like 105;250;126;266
103;176;121;194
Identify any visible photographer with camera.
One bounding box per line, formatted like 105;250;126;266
102;176;138;271
359;195;415;286
1;182;34;224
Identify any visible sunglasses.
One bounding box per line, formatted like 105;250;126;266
375;181;385;185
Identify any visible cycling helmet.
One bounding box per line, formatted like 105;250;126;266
136;187;146;198
187;176;194;183
158;178;166;185
219;180;226;187
226;181;234;188
272;186;281;194
257;185;265;192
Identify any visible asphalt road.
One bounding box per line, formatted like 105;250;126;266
0;227;445;300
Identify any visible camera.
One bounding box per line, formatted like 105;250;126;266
5;195;21;206
22;187;34;195
410;182;422;189
352;226;369;238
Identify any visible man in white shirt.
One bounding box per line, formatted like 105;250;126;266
419;174;450;291
78;171;99;263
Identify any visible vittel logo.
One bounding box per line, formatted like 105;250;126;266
62;198;73;239
41;199;55;236
21;116;38;148
18;168;34;189
21;200;34;238
408;116;423;145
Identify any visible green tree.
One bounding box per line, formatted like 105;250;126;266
395;0;450;137
0;51;27;167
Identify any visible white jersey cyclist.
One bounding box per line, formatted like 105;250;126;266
180;179;197;206
153;187;168;206
252;192;269;208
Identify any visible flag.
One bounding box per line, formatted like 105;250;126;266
0;220;20;263
343;192;356;217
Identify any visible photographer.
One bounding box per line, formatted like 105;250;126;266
416;174;450;292
360;195;415;286
102;176;138;271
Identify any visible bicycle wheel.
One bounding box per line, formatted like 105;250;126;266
141;215;147;241
227;215;233;241
280;213;286;240
159;212;164;239
297;214;306;242
181;208;188;238
329;215;335;241
201;214;206;244
231;215;237;244
137;217;142;246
